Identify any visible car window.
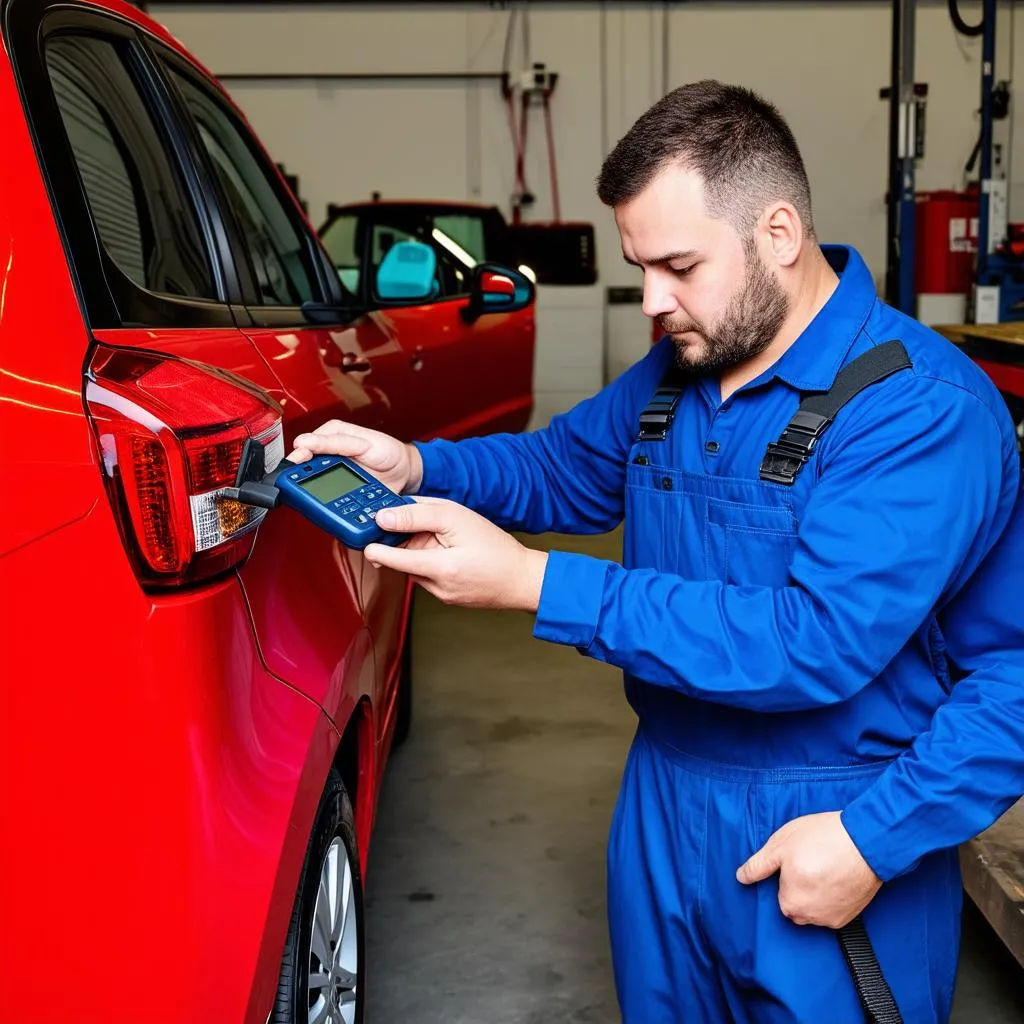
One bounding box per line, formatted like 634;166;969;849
368;218;470;302
320;214;361;294
433;214;487;263
45;35;216;300
166;68;316;307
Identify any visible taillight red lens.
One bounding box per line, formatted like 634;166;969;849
85;345;284;589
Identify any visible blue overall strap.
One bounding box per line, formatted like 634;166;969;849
760;340;913;485
839;917;904;1024
637;361;688;441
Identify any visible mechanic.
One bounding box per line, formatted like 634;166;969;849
291;81;1022;1023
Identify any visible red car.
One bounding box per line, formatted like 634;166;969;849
0;2;534;1022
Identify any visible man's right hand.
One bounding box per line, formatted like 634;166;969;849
290;421;423;495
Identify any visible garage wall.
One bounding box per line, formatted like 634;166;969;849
147;1;1024;419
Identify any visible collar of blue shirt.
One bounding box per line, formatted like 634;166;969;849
745;244;880;396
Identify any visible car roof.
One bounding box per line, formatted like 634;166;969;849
49;0;238;108
329;199;500;214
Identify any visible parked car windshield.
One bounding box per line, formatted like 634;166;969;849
320;213;361;293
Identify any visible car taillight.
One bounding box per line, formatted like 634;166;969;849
85;345;284;589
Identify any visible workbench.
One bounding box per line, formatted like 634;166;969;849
933;322;1024;968
933;322;1024;414
934;321;1024;349
960;802;1024;969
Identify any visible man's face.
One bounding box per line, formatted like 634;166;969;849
616;164;790;375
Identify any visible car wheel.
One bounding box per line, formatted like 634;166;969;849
273;770;364;1024
392;604;413;747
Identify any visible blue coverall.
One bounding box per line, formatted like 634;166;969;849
414;245;1023;1022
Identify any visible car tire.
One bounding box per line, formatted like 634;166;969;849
272;770;364;1024
392;603;413;747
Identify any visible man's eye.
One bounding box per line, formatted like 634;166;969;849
671;265;696;277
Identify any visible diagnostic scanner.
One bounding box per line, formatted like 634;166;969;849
221;439;413;550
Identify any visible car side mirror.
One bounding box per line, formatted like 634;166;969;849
375;240;439;302
460;263;535;324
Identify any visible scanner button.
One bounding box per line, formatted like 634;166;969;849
367;510;377;520
356;514;368;524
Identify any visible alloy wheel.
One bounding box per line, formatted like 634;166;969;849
306;837;359;1023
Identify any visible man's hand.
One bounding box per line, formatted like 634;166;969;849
365;497;548;612
735;811;882;929
290;420;423;495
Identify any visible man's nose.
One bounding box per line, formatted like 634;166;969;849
642;273;677;320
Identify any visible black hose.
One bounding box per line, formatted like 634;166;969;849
948;0;984;37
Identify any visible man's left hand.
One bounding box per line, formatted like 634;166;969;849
735;811;882;928
364;497;549;612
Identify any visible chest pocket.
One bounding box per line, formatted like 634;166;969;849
706;497;798;588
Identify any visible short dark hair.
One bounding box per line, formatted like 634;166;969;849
597;80;814;236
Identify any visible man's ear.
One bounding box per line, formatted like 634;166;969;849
762;202;803;268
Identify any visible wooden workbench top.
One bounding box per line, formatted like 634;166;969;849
934;323;1024;349
960;797;1024;970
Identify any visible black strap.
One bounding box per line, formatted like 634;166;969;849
637;362;688;441
838;917;905;1024
759;340;913;485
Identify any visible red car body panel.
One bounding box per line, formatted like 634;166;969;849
0;1;534;1021
236;319;412;773
0;487;338;1024
384;300;536;440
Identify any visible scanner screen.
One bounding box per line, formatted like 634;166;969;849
299;463;367;504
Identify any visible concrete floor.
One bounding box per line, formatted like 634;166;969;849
364;530;1024;1024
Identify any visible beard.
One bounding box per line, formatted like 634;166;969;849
659;239;790;376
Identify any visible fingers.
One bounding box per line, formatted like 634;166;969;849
401;532;445;552
364;542;443;578
736;838;782;885
289;446;313;464
375;498;456;536
292;420;376;457
293;430;372;459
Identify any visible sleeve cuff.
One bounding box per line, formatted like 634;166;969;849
841;797;919;883
410;439;453;498
533;550;611;648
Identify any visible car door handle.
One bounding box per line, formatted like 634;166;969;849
324;345;371;372
340;354;372;373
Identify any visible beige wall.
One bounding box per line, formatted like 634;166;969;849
148;1;1022;412
149;2;1021;279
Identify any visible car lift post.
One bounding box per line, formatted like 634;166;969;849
976;0;998;291
885;0;918;317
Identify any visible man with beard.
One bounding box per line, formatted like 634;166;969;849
290;81;1022;1022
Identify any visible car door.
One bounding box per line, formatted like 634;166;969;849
323;206;536;441
428;207;536;436
151;49;412;721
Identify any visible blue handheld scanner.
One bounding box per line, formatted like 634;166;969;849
224;440;413;550
276;455;414;550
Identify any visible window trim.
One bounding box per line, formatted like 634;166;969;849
151;48;348;329
4;1;239;329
